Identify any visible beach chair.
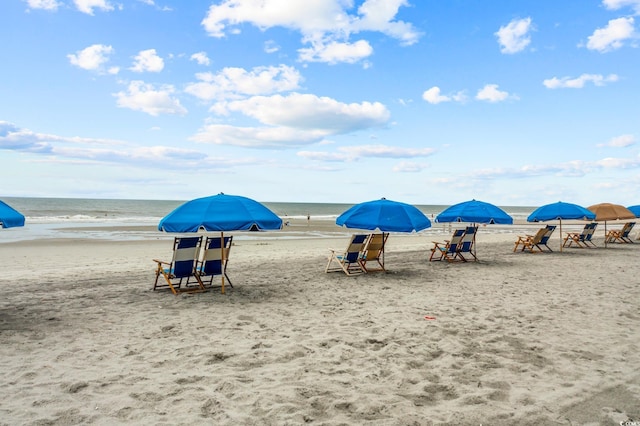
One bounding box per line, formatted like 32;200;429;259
563;223;597;248
193;235;233;290
605;222;635;244
326;234;369;275
153;236;204;295
454;226;478;262
430;228;465;262
359;233;388;272
513;225;556;253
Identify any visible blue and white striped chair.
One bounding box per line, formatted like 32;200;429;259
326;234;369;275
153;236;204;294
195;235;233;291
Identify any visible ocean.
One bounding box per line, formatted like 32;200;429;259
0;197;537;243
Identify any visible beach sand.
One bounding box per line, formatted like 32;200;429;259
1;220;639;425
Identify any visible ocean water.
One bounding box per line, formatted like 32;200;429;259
0;197;536;243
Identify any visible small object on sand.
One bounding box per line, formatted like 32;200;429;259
424;315;436;320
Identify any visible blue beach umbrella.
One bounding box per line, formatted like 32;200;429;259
435;199;513;224
626;205;640;218
158;193;282;233
336;198;431;233
0;200;25;229
336;198;431;270
528;201;595;251
158;193;282;293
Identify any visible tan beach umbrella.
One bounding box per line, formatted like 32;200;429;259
587;203;635;247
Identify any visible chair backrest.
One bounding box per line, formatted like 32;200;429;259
530;227;548;244
344;234;369;263
540;225;556;244
446;229;466;253
200;235;233;276
621;222;635;237
171;236;202;278
361;233;388;261
583;222;597;241
458;226;477;253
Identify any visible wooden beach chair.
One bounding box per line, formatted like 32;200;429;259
563;223;597;248
359;233;388;272
193;235;233;290
326;234;369;275
430;228;465;262
605;222;635;244
153;236;205;295
513;225;556;253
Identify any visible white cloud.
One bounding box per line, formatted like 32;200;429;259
475;84;514;102
603;0;640;13
298;39;373;64
73;0;114;15
264;40;280;53
185;65;302;101
0;121;256;169
201;0;420;64
192;93;390;148
218;93;390;133
190;52;211;66
25;0;61;11
586;17;635;52
67;44;114;72
299;145;435;162
392;161;429;172
422;86;466;104
495;17;533;54
543;73;619;88
114;81;187;116
598;134;636;147
130;49;164;73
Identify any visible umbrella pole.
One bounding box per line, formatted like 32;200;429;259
559;219;563;252
382;232;386;271
220;231;226;294
604;221;607;248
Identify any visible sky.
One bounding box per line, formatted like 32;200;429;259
1;0;639;206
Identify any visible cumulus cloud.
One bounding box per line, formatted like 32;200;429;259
422;86;466;104
586;17;635;52
130;49;164;73
264;40;280;53
192;93;390;148
603;0;640;13
114;81;187;116
67;44;114;72
598;134;636;147
73;0;114;15
25;0;61;11
543;73;619;88
495;17;533;54
475;84;514;102
201;0;420;64
185;65;302;101
298;39;373;64
190;52;211;66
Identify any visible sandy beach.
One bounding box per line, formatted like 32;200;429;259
1;220;639;425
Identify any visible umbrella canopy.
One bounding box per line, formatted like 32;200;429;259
627;205;640;218
158;193;282;232
527;201;595;252
0;200;25;228
587;203;635;222
528;201;595;222
587;203;635;247
336;198;431;233
435;199;513;224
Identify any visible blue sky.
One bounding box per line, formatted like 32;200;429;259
1;0;639;206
